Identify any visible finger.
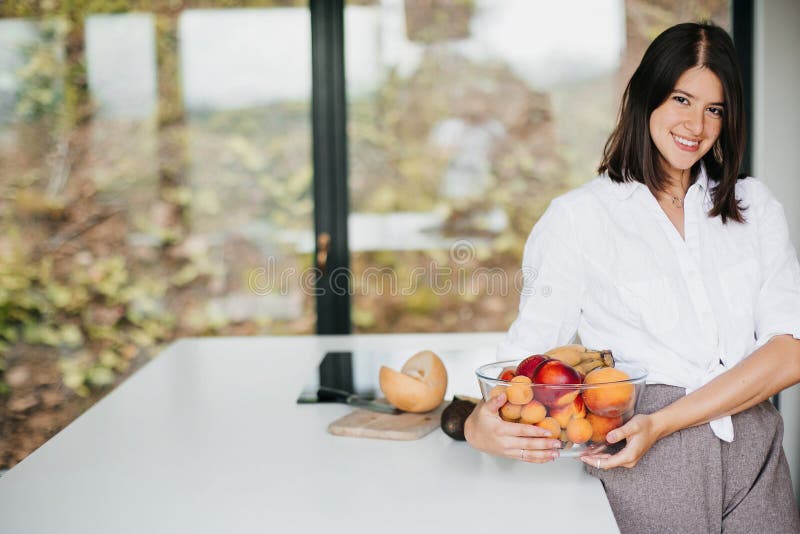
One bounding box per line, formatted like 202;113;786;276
579;453;612;469
485;392;507;411
579;453;611;463
505;436;563;451
506;448;558;463
500;421;552;438
606;421;635;444
593;449;631;469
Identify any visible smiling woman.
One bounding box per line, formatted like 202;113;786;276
465;21;800;533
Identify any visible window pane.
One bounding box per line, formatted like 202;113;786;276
0;2;312;469
345;0;730;333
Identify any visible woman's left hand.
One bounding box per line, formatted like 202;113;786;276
579;413;662;470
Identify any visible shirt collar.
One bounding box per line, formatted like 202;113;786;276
605;174;644;201
694;162;709;192
605;162;712;202
694;163;715;210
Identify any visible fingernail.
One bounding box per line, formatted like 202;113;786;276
607;432;617;442
551;441;562;448
551;452;560;461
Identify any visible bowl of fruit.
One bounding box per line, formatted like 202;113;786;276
475;345;647;458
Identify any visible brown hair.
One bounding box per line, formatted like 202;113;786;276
598;22;746;223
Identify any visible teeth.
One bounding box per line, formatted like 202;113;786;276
673;134;699;147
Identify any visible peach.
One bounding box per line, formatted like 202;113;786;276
535;417;561;439
566;417;593;444
519;400;546;424
585;413;623;443
500;402;522;421
582;368;634;417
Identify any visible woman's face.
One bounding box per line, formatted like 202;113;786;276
648;66;724;184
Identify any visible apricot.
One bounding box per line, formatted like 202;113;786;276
535;417;561;439
566;417;593;444
582;368;634;417
585;413;623;443
506;376;534;405
500;402;522;421
549;403;575;429
488;385;507;400
519;400;546;424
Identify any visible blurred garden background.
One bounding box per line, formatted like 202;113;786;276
0;0;729;469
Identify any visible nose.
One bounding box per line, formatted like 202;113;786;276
684;107;704;136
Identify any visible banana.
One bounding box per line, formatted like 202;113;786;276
544;344;589;366
574;358;607;376
545;344;615;370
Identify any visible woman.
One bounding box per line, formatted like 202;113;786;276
464;22;800;532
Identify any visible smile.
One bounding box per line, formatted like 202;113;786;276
672;133;700;152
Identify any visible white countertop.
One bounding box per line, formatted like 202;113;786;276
0;333;619;533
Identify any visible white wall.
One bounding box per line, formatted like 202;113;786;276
753;0;800;503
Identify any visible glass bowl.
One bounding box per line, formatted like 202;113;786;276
476;359;647;458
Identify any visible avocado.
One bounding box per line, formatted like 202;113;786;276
440;396;478;441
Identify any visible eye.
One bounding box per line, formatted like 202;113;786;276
707;106;724;117
672;95;689;105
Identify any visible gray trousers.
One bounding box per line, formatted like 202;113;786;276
586;384;800;533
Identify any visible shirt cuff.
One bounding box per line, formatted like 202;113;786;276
684;361;734;442
753;327;800;352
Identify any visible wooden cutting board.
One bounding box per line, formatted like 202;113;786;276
327;403;448;441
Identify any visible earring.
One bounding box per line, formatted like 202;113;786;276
713;141;723;163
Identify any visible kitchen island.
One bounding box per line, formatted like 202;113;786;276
0;333;619;533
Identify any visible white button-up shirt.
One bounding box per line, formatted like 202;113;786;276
497;165;800;441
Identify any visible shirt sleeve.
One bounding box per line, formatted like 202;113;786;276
752;182;800;349
496;198;585;361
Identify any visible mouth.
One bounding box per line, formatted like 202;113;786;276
671;133;700;152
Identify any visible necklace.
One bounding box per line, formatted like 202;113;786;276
670;195;684;209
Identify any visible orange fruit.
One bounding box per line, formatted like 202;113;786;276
566;417;593;444
535;417;561;439
519;400;547;424
582;368;634;417
585;413;623;443
506;376;534;405
500;402;522;421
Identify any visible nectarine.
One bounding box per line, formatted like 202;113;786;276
532;360;581;407
516;355;548;379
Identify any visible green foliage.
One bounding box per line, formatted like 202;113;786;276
14;19;69;123
0;230;173;397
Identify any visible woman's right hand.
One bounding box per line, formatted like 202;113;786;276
464;392;563;463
